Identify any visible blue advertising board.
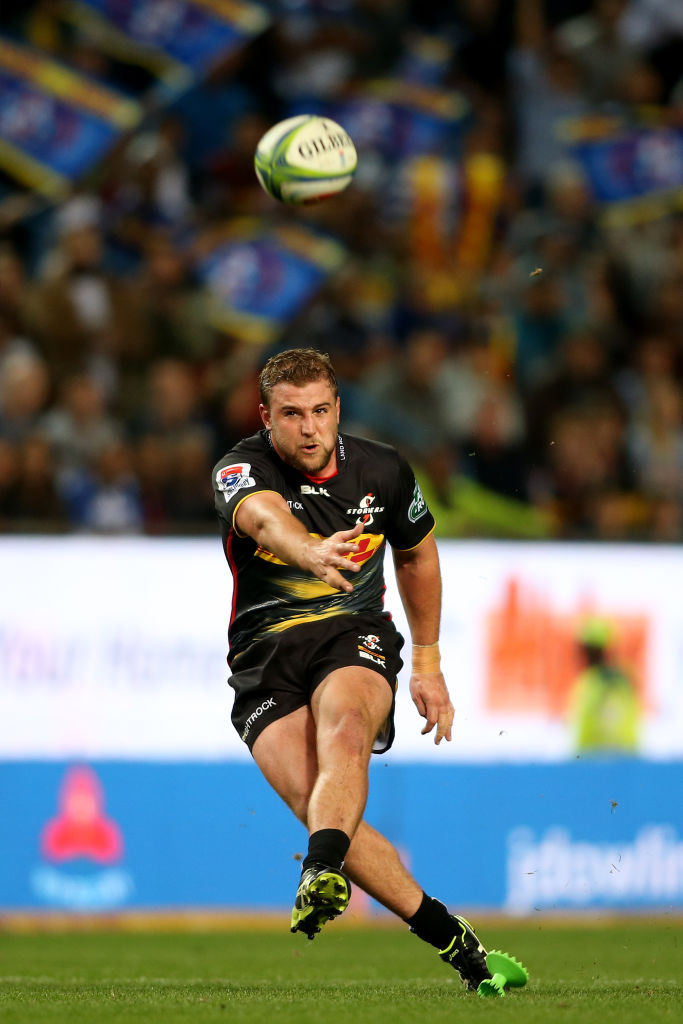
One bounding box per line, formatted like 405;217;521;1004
2;760;681;913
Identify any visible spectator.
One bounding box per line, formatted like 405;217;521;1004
12;434;67;526
628;378;683;500
556;0;639;105
105;118;194;260
163;431;216;527
362;328;453;454
0;351;51;444
24;196;151;405
0;438;19;526
136;358;213;452
39;373;122;476
461;392;530;501
523;327;624;458
135;435;172;535
60;441;143;534
0;311;38;381
0;245;32;337
509;0;592;194
137;233;214;363
512;274;571;391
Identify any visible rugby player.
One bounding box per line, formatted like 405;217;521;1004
212;348;492;991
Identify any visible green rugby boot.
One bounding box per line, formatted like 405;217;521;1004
438;915;492;991
290;862;351;940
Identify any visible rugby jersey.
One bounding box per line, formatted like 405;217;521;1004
213;430;434;660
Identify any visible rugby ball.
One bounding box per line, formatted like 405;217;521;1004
254;114;357;204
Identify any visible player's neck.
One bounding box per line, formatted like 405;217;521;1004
304;459;338;484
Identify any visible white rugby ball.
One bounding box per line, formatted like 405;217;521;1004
254;114;357;204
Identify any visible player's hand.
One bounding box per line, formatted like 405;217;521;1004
306;522;363;593
410;672;454;745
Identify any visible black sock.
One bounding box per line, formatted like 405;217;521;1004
405;892;456;951
302;828;350;872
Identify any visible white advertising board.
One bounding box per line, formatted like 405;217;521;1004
1;538;681;761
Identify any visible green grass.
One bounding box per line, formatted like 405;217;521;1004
0;919;681;1023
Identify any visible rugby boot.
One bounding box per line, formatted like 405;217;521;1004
290;862;351;939
438;914;492;991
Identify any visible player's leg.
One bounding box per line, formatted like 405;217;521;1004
253;710;421;913
251;704;420;917
286;666;395;937
251;706;491;989
251;705;318;826
253;667;393;939
307;665;393;838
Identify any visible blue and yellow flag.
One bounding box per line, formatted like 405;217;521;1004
0;36;141;197
64;0;269;88
566;118;683;224
195;218;347;343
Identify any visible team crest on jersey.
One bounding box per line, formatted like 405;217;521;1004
347;492;385;527
216;463;256;501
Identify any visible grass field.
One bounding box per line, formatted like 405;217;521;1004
1;918;680;1024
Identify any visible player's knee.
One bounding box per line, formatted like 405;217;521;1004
325;705;376;758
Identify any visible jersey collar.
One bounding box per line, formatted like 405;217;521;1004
264;430;346;482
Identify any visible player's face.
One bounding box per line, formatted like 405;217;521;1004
260;379;340;477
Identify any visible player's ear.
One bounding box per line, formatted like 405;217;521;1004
259;402;271;429
335;395;340;420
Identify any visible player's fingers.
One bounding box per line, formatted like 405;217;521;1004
434;707;453;745
324;567;354;593
337;540;361;555
412;693;427;718
336;558;360;572
337;523;364;542
420;712;437;736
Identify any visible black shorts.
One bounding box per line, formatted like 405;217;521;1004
228;613;404;755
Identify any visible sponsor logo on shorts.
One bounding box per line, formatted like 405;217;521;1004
358;634;386;668
348;493;384;526
216;463;256;503
408;480;427;523
241;697;277;741
359;650;386;668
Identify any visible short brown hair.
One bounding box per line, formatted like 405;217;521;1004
259;348;338;406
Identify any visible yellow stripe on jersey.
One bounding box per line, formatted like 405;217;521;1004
232;489;281;537
391;524;435;552
264;608;350;633
276;577;339;599
254;532;385;566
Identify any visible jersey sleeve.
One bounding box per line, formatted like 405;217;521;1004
213;446;281;533
385;452;435;550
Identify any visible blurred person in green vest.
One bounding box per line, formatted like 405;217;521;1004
414;447;554;540
569;618;641;754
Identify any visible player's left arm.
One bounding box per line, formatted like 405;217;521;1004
392;533;454;745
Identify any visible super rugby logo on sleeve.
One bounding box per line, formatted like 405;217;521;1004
216;463;256;502
408;480;427;523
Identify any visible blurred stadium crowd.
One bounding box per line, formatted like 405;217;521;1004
1;0;683;539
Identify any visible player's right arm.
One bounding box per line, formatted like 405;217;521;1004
235;491;363;594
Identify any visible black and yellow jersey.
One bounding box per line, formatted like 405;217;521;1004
213;430;434;661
